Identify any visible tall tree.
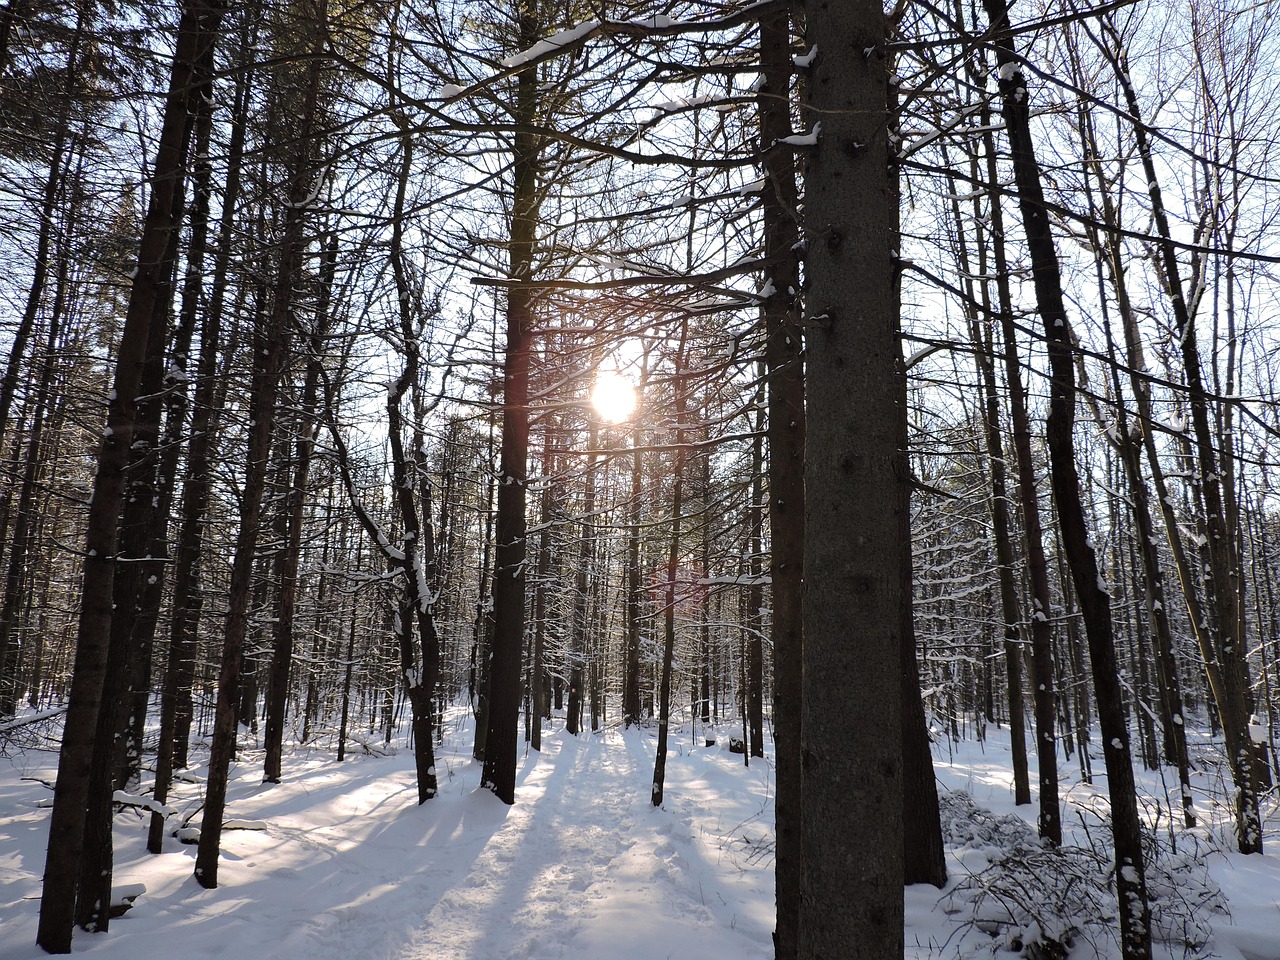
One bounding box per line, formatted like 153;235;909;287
36;0;225;949
194;0;329;887
481;3;544;805
757;4;806;951
798;1;903;956
652;323;689;807
983;0;1152;954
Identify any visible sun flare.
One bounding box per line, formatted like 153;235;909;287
590;370;637;423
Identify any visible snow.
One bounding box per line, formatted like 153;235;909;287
501;21;599;68
777;123;820;147
652;94;715;113
792;45;817;68
630;14;672;29
2;715;1278;960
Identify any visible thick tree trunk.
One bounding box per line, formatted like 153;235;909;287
36;2;223;949
79;149;188;931
481;9;541;804
758;6;805;950
889;54;946;890
798;3;904;956
149;13;256;853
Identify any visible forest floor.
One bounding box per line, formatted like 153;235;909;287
1;708;1278;959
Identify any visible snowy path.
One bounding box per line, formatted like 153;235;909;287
0;722;775;960
4;718;1275;960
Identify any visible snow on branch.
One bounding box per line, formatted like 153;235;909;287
440;1;784;103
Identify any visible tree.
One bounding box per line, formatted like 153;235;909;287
651;322;689;807
195;0;330;887
757;4;806;950
36;0;226;948
480;4;543;806
983;0;1152;953
798;1;904;956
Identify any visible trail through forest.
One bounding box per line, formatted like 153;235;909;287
1;710;1278;959
1;714;775;960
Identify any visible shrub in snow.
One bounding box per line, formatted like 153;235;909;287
939;791;1225;959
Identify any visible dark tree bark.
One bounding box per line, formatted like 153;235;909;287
194;0;327;883
35;1;224;949
481;8;542;804
758;5;805;950
79;119;190;931
980;118;1062;846
149;12;256;854
652;325;689;808
893;96;945;889
984;0;1152;954
798;3;903;956
1097;21;1261;852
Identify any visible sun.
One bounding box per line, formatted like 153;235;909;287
590;370;637;423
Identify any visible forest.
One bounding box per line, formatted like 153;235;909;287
1;0;1279;958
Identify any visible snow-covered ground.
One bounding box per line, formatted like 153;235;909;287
1;711;1277;959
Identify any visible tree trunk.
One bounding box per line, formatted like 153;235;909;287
798;3;903;955
567;420;598;737
149;11;256;853
984;1;1152;953
262;252;330;784
652;325;689;807
36;2;223;949
481;8;542;804
1099;23;1261;853
758;5;805;949
980;115;1062;845
623;415;644;728
947;141;1031;807
194;2;327;881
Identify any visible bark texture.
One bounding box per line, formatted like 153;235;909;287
799;3;904;956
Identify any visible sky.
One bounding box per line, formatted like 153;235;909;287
1;709;1278;960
